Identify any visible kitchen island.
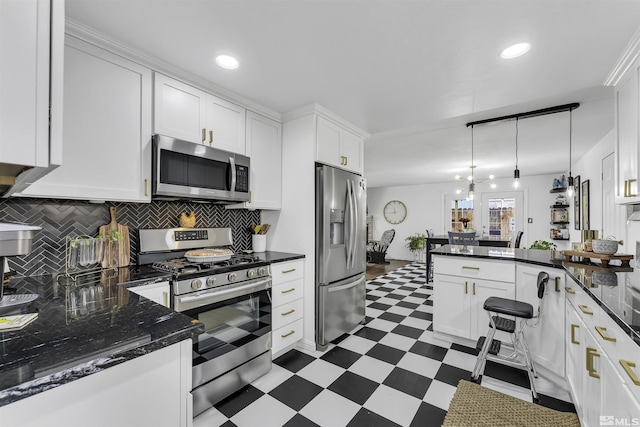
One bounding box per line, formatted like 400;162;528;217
431;245;640;425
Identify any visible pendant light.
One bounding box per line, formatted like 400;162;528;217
567;108;575;197
513;118;521;189
468;125;475;200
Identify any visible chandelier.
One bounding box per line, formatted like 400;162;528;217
455;124;496;200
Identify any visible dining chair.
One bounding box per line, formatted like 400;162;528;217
514;231;524;248
447;231;478;246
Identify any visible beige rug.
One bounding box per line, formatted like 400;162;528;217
442;380;580;427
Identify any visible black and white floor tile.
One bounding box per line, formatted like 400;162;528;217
194;263;576;427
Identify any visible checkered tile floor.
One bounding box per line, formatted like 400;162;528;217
194;263;576;427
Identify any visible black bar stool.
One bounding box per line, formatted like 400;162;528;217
471;271;549;401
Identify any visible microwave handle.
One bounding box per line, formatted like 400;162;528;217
229;156;236;194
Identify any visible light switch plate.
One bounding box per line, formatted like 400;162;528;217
528;218;533;223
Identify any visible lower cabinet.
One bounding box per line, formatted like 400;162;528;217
0;340;193;427
566;290;640;426
271;259;304;356
129;281;170;307
515;264;566;380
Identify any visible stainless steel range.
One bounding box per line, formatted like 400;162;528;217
137;227;272;417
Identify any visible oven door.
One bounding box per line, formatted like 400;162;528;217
152;134;250;202
179;277;272;388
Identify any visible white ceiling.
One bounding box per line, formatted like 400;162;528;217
65;0;640;187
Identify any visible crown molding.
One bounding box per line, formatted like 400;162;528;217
282;103;370;139
603;25;640;86
65;19;282;122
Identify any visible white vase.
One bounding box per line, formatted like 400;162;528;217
252;234;266;252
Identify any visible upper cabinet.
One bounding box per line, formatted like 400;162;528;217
0;0;64;184
16;36;153;202
154;74;246;155
226;111;282;210
608;31;640;204
316;116;364;174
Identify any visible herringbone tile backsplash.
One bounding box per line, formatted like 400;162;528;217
0;198;260;277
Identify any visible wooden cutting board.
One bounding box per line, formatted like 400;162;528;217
99;206;130;268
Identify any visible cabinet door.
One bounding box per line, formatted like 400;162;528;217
470;278;515;341
204;94;246;154
18;36;152;202
227;111;281;210
0;0;50;168
516;265;566;378
129;282;170;308
341;129;363;174
316;116;342;167
615;59;639;197
566;302;584;416
154;73;207;144
433;274;472;339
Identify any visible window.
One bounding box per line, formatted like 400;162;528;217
450;198;474;231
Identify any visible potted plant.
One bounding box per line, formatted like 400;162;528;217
405;233;427;262
528;240;557;250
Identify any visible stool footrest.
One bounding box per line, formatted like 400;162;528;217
491;315;516;333
476;336;501;355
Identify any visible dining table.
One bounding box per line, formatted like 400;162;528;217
425;234;512;282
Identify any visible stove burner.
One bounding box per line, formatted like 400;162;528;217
152;254;264;275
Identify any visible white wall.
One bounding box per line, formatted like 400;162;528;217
367;173;565;261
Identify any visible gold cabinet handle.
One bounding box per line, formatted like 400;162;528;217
163;291;168;307
209;130;213;144
570;324;580;344
620;360;640;386
282;268;296;274
586;347;600;379
145;179;149;196
555;277;560;292
281;288;296;294
202;128;206;142
281;330;295;339
281;309;295;316
344;156;348;166
565;287;576;294
462;266;480;270
473;282;476;295
625;179;637;197
595;326;616;342
465;281;468;294
578;304;593;315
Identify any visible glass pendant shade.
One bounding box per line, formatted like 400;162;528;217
513;168;520;189
567;175;574;197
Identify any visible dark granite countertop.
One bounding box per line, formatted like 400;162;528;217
0;251;304;408
431;245;640;347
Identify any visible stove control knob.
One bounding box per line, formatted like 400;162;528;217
258;267;268;276
228;272;238;282
206;277;217;287
247;269;256;278
191;279;203;290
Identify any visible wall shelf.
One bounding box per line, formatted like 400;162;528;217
550;188;568;193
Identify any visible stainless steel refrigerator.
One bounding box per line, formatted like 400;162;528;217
316;164;367;350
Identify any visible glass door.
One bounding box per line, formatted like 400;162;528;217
480;191;524;244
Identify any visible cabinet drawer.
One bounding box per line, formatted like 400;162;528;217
272;318;303;354
434;256;514;283
272;260;304;284
272;278;303;307
272;299;303;330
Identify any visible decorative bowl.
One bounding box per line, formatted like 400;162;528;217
591;239;619;255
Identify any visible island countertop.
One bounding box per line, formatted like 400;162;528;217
431;245;640;348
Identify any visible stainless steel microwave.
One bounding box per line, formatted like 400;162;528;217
152;134;250;203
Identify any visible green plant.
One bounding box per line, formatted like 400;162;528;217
528;240;557;250
405;233;426;253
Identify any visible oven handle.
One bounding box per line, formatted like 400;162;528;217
176;277;271;311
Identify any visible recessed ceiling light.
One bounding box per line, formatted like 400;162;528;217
216;55;239;69
500;42;531;59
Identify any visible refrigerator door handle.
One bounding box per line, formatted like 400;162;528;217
347;179;357;269
345;179;353;268
350;179;358;269
327;275;365;293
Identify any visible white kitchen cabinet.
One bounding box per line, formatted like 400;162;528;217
515;264;566;380
226;111;282;210
154;73;246;154
271;259;304;356
129;281;170;308
316;116;364;174
0;0;64;180
613;52;640;204
16;35;152;202
0;340;193;427
433;256;515;343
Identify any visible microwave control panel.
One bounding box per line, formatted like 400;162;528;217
236;165;249;192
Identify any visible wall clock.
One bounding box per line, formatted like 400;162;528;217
383;200;407;224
